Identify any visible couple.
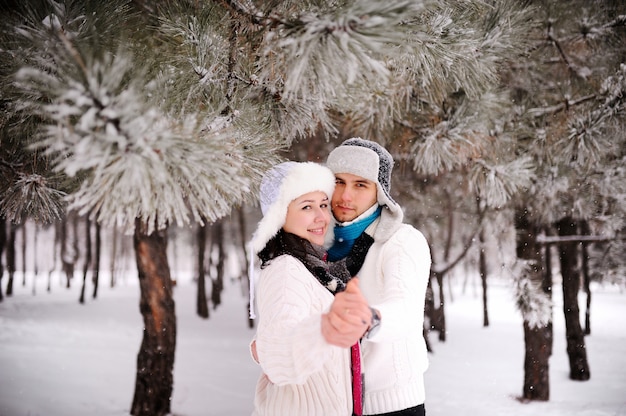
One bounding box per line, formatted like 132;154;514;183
248;138;431;416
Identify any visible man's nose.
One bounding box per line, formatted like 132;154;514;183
340;187;352;201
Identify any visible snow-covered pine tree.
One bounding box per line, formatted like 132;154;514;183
390;0;626;402
502;0;626;400
1;0;563;413
347;0;537;354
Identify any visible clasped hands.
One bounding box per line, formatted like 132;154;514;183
322;278;372;348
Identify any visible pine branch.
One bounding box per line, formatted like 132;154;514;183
527;93;596;117
536;234;625;244
0;173;67;224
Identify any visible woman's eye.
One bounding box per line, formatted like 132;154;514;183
320;203;329;209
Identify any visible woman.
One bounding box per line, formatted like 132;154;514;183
248;161;372;416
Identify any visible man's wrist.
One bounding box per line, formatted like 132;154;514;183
365;307;381;339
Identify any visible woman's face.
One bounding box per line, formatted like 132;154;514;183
283;191;331;246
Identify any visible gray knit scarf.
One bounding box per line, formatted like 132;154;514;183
259;230;373;294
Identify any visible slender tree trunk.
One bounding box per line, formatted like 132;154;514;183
31;224;38;295
21;223;26;286
580;220;591;335
434;270;446;342
237;206;254;328
59;215;69;287
196;224;209;318
542;227;554;356
48;221;62;292
92;222;101;299
79;217;92;304
130;220;176;416
431;193;458;341
6;223;17;296
110;227;118;288
0;219;5;301
515;209;551;401
211;220;225;308
423;279;435;352
556;217;590;381
61;212;79;288
479;227;489;327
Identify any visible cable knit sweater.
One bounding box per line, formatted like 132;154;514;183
356;210;431;415
252;255;353;416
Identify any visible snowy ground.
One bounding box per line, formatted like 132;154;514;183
0;272;624;416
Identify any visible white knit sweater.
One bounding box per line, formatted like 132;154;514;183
251;255;353;416
358;216;431;415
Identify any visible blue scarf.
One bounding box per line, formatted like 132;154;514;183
327;206;382;262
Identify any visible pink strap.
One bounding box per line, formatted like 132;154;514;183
351;342;362;415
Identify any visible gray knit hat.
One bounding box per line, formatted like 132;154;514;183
326;137;403;221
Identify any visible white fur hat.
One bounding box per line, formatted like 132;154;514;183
249;161;336;255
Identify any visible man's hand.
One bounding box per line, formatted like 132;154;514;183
322;278;372;348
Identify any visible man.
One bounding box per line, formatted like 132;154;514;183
325;137;431;416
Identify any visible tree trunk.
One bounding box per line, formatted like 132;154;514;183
479;227;489;327
556;217;590;381
48;221;62;292
515;209;551;401
542;226;554;357
433;270;446;342
130;220;177;416
6;223;17;296
61;212;79;288
196;224;209;318
79;217;92;304
110;227;118;288
21;223;26;286
580;220;591;335
211;220;225;309
0;219;5;301
236;206;254;328
423;280;435;352
522;321;551;400
31;223;38;295
92;222;101;299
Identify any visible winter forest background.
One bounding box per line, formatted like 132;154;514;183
0;1;625;416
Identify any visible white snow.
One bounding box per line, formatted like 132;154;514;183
0;272;624;416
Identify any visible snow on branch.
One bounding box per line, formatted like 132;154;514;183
548;65;626;169
512;261;553;329
469;157;536;209
258;0;426;99
0;173;66;224
13;46;261;235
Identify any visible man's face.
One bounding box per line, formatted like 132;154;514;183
331;172;378;222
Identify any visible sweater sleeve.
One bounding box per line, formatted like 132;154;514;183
254;255;338;385
368;225;431;343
